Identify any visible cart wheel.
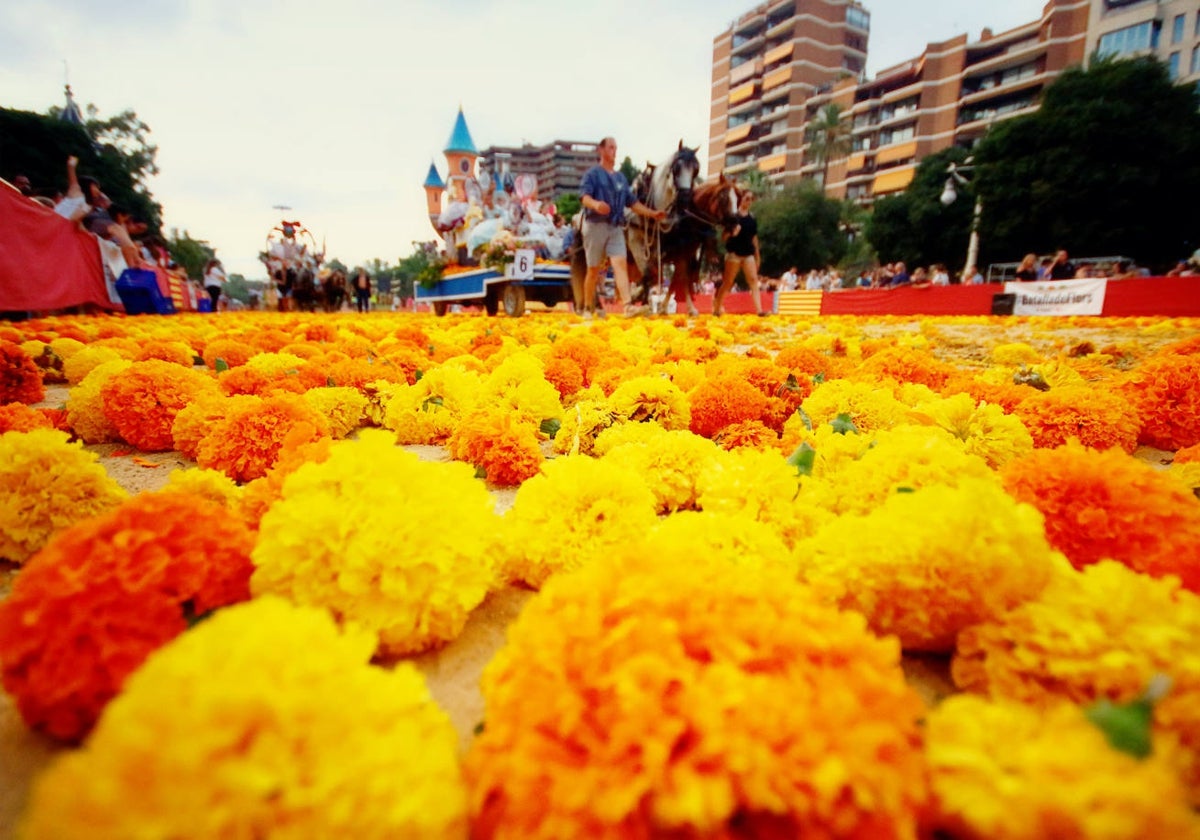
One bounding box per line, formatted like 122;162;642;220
433;300;448;317
484;285;500;316
502;283;526;318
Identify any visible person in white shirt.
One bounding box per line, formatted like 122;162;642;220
931;264;950;286
203;259;227;311
780;266;799;291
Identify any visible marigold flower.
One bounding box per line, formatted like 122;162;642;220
551;398;620;456
910;392;1034;469
1012;385;1140;451
688;375;768;439
497;455;658;588
542;354;585;399
0;429;129;563
1001;443;1200;591
134;339;196;367
600;428;721;514
236;429;333;528
800;378;910;433
447;408;544;487
196;392;330;483
100;359;219;451
163;467;243;509
1121;353;1200;450
0;340;45;404
0;402;55;434
713;418;778;450
0;491;254;740
607;374;691;430
797;479;1066;651
63;345;124;388
853;345;956;390
952;561;1200;800
925;694;1200;839
774;343;848;379
479;352;564;430
64;359;133;444
19;597;467;839
465;551;928;838
383;364;483;445
200;337;255;369
251;430;497;656
302;385;368;439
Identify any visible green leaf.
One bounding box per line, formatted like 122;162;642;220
812;371;826;385
473;721;485;736
474;465;488;479
192;355;205;366
786;442;816;477
421;395;444;412
797;406;813;431
830;413;859;435
214;358;229;373
181;601;213;629
539;418;562;439
895;486;916;494
326;376;337;388
1085;698;1154;759
414;369;424;381
1013;365;1050;391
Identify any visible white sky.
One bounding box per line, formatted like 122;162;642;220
3;0;1048;279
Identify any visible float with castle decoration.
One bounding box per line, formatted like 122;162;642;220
418;109;576;317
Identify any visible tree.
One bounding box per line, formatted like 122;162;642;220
974;56;1200;270
806;104;852;190
556;192;582;221
166;229;215;281
223;274;251;304
863;147;976;271
619;156;640;184
736;164;775;197
753;181;845;275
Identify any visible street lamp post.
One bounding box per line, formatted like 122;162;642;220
940;160;981;277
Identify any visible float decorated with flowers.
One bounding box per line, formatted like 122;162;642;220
1;306;1200;838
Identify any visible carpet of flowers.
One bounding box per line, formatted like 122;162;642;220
1;308;1199;838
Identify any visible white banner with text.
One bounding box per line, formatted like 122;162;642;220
1004;277;1107;316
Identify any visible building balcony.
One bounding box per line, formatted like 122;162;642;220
960;71;1045;105
729;79;760;106
964;36;1044;73
762;65;792;92
732;32;766;55
730;57;763;86
764;41;794;67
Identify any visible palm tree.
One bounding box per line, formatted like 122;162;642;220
807;104;852;193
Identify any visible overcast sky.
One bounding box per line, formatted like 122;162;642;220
3;0;1048;279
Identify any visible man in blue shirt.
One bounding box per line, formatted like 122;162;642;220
579;137;665;317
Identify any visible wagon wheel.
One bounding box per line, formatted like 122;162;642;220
502;283;526;318
484;285;500;316
432;300;449;317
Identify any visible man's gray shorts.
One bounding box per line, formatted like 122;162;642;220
582;219;626;268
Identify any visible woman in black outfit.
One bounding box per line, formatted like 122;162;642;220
714;191;765;316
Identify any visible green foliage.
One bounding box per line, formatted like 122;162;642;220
619;156;640;185
223;274;251;304
753;181;845;275
736;164;775;197
806;104;852;189
166;229;215;282
974;56;1200;270
863;147;975;270
556;192;582;221
0;105;162;231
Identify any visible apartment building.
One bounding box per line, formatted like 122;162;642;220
709;0;1093;204
1087;0;1200;85
709;0;871;183
479;140;600;204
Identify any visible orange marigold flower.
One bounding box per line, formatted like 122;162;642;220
237;430;333;528
1121;354;1200;450
196;392;330;483
0;340;46;405
134;339;196;367
100;360;219;451
0;402;55;433
447;408;544;487
714;418;778;450
688;375;769;439
465;550;928;838
1012;385;1141;452
1176;442;1200;463
775;343;846;378
0;491;255;741
1001;443;1200;592
200;338;254;370
854;345;956;390
543;355;585;399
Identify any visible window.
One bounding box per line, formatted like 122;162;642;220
1168;51;1180;79
878;124;914;146
1173;14;1185;44
846;6;869;31
1097;20;1161;57
1193;45;1200;76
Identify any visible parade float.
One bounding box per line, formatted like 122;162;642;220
418;110;575;317
259;217;325;311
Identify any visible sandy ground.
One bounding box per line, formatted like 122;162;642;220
0;314;1188;833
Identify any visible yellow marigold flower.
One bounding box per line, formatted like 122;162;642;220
0;429;128;563
1031;358;1088;388
600;428;721;514
251;430;497;656
606;374;691;430
20;597;467;840
696;446;831;549
552;398;620;456
164;467;243;509
800;378;910;433
64;359;132;444
798;479;1066;651
496;455;658;588
647;510;796;574
953;561;1200;800
465;551;928;838
61;345;124;385
480;352;563;427
926;694;1200;840
383;364;483;445
911;392;1034;469
991;341;1043;366
800;425;995;516
592;418;669;455
302;386;368;439
1170;460;1200;494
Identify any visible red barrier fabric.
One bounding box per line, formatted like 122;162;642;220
0;184;114;312
820;284;1000;316
1101;276;1200;317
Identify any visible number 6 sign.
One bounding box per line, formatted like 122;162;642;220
512;249;534;280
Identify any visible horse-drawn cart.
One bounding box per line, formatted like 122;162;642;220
415;260;576;317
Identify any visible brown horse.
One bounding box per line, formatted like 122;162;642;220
626;174;740;314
